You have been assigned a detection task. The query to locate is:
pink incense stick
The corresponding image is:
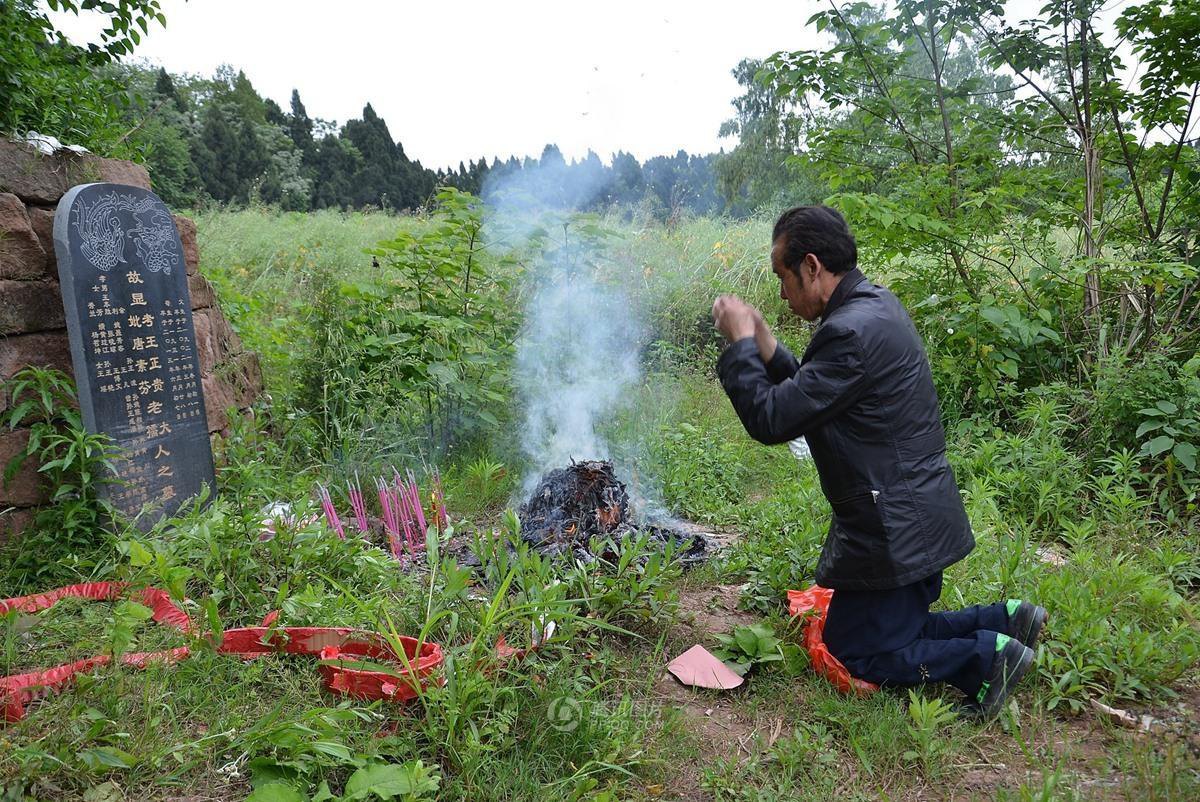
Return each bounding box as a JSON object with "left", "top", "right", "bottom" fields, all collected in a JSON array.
[
  {"left": 318, "top": 483, "right": 345, "bottom": 539},
  {"left": 406, "top": 469, "right": 428, "bottom": 536},
  {"left": 348, "top": 475, "right": 369, "bottom": 534},
  {"left": 376, "top": 477, "right": 401, "bottom": 559},
  {"left": 393, "top": 470, "right": 416, "bottom": 554}
]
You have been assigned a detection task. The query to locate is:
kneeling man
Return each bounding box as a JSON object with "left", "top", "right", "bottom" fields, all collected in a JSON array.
[{"left": 712, "top": 206, "right": 1045, "bottom": 717}]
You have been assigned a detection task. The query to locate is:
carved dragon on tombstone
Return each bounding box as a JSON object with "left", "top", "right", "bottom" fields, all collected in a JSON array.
[{"left": 72, "top": 190, "right": 179, "bottom": 274}]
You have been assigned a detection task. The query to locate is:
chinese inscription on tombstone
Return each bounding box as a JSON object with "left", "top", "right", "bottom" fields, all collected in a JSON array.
[{"left": 53, "top": 183, "right": 215, "bottom": 529}]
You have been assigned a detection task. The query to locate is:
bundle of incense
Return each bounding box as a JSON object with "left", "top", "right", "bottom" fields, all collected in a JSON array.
[
  {"left": 317, "top": 483, "right": 345, "bottom": 539},
  {"left": 347, "top": 475, "right": 369, "bottom": 534},
  {"left": 406, "top": 469, "right": 428, "bottom": 536},
  {"left": 392, "top": 470, "right": 417, "bottom": 554},
  {"left": 376, "top": 477, "right": 402, "bottom": 559}
]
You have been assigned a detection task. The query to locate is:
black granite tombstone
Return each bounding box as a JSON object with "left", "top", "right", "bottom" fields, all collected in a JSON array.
[{"left": 53, "top": 183, "right": 215, "bottom": 529}]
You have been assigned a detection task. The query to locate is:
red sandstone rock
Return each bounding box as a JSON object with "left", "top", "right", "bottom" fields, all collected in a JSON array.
[
  {"left": 25, "top": 205, "right": 57, "bottom": 277},
  {"left": 192, "top": 308, "right": 218, "bottom": 373},
  {"left": 0, "top": 429, "right": 50, "bottom": 506},
  {"left": 0, "top": 141, "right": 66, "bottom": 204},
  {"left": 202, "top": 373, "right": 236, "bottom": 433},
  {"left": 0, "top": 193, "right": 47, "bottom": 280},
  {"left": 0, "top": 280, "right": 65, "bottom": 335},
  {"left": 0, "top": 330, "right": 74, "bottom": 414},
  {"left": 174, "top": 214, "right": 199, "bottom": 275},
  {"left": 0, "top": 329, "right": 73, "bottom": 382},
  {"left": 188, "top": 272, "right": 215, "bottom": 310},
  {"left": 0, "top": 140, "right": 151, "bottom": 204}
]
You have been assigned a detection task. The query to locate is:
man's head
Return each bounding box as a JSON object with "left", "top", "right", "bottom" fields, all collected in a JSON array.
[{"left": 770, "top": 205, "right": 857, "bottom": 321}]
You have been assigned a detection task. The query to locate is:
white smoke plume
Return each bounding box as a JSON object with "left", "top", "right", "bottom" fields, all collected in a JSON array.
[
  {"left": 514, "top": 264, "right": 642, "bottom": 483},
  {"left": 481, "top": 158, "right": 645, "bottom": 493}
]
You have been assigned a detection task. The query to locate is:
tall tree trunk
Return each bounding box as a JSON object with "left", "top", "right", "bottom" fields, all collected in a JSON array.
[{"left": 1074, "top": 11, "right": 1104, "bottom": 354}]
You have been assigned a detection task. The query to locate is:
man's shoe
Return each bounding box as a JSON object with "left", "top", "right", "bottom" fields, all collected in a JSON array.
[
  {"left": 1006, "top": 599, "right": 1047, "bottom": 648},
  {"left": 974, "top": 634, "right": 1035, "bottom": 719}
]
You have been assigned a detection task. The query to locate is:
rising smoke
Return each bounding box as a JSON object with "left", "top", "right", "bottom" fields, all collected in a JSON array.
[{"left": 482, "top": 158, "right": 646, "bottom": 495}]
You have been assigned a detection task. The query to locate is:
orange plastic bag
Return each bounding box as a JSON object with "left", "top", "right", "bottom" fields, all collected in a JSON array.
[
  {"left": 787, "top": 585, "right": 879, "bottom": 696},
  {"left": 1, "top": 583, "right": 443, "bottom": 722}
]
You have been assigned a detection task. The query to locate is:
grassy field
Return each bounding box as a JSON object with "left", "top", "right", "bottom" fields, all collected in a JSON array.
[{"left": 1, "top": 207, "right": 1197, "bottom": 801}]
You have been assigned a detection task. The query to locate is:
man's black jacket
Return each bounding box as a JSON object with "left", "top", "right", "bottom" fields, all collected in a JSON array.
[{"left": 717, "top": 268, "right": 974, "bottom": 590}]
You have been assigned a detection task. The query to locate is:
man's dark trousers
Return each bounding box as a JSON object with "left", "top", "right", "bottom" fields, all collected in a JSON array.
[{"left": 822, "top": 572, "right": 1008, "bottom": 697}]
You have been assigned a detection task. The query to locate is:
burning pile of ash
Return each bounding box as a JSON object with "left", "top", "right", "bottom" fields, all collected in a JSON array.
[{"left": 518, "top": 460, "right": 711, "bottom": 565}]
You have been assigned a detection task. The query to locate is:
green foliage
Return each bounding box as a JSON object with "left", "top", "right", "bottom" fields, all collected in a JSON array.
[
  {"left": 712, "top": 622, "right": 785, "bottom": 676},
  {"left": 1127, "top": 357, "right": 1200, "bottom": 503},
  {"left": 566, "top": 531, "right": 682, "bottom": 631},
  {"left": 715, "top": 59, "right": 825, "bottom": 214},
  {"left": 342, "top": 761, "right": 440, "bottom": 801},
  {"left": 0, "top": 0, "right": 169, "bottom": 149},
  {"left": 903, "top": 690, "right": 958, "bottom": 777},
  {"left": 292, "top": 188, "right": 514, "bottom": 459},
  {"left": 364, "top": 188, "right": 513, "bottom": 445},
  {"left": 1, "top": 368, "right": 120, "bottom": 592},
  {"left": 452, "top": 457, "right": 510, "bottom": 514}
]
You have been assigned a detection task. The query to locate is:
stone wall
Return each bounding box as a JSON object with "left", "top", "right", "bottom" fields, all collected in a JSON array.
[{"left": 0, "top": 139, "right": 263, "bottom": 538}]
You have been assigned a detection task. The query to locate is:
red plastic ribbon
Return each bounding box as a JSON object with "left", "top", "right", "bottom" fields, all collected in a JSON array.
[
  {"left": 1, "top": 582, "right": 442, "bottom": 723},
  {"left": 787, "top": 585, "right": 879, "bottom": 696}
]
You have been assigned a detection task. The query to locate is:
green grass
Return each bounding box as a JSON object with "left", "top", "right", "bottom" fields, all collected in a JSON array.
[
  {"left": 192, "top": 207, "right": 420, "bottom": 396},
  {"left": 2, "top": 207, "right": 1198, "bottom": 800}
]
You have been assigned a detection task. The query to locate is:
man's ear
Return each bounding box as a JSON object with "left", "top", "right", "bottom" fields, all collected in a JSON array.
[{"left": 805, "top": 253, "right": 821, "bottom": 279}]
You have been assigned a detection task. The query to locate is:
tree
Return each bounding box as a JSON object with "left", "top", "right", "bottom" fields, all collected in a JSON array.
[
  {"left": 257, "top": 123, "right": 311, "bottom": 211},
  {"left": 762, "top": 1, "right": 1020, "bottom": 298},
  {"left": 287, "top": 89, "right": 315, "bottom": 153},
  {"left": 715, "top": 58, "right": 816, "bottom": 212},
  {"left": 193, "top": 103, "right": 240, "bottom": 201},
  {"left": 216, "top": 67, "right": 268, "bottom": 125},
  {"left": 0, "top": 0, "right": 171, "bottom": 151},
  {"left": 235, "top": 115, "right": 268, "bottom": 199},
  {"left": 264, "top": 98, "right": 286, "bottom": 127},
  {"left": 312, "top": 134, "right": 362, "bottom": 209},
  {"left": 154, "top": 67, "right": 186, "bottom": 113},
  {"left": 344, "top": 103, "right": 403, "bottom": 208},
  {"left": 963, "top": 0, "right": 1200, "bottom": 352},
  {"left": 609, "top": 151, "right": 645, "bottom": 206},
  {"left": 137, "top": 115, "right": 200, "bottom": 207}
]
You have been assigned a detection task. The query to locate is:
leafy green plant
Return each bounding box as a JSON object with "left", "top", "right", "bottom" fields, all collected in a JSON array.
[
  {"left": 341, "top": 761, "right": 441, "bottom": 801},
  {"left": 903, "top": 690, "right": 957, "bottom": 778},
  {"left": 1135, "top": 399, "right": 1199, "bottom": 487},
  {"left": 359, "top": 188, "right": 515, "bottom": 450},
  {"left": 1, "top": 367, "right": 121, "bottom": 590},
  {"left": 460, "top": 457, "right": 508, "bottom": 510},
  {"left": 712, "top": 622, "right": 784, "bottom": 676},
  {"left": 246, "top": 759, "right": 440, "bottom": 802},
  {"left": 0, "top": 0, "right": 170, "bottom": 150},
  {"left": 567, "top": 531, "right": 682, "bottom": 631},
  {"left": 4, "top": 367, "right": 120, "bottom": 510}
]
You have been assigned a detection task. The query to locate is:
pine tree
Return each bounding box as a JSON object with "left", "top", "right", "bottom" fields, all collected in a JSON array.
[
  {"left": 610, "top": 151, "right": 645, "bottom": 206},
  {"left": 224, "top": 68, "right": 267, "bottom": 124},
  {"left": 312, "top": 134, "right": 362, "bottom": 209},
  {"left": 264, "top": 98, "right": 286, "bottom": 127},
  {"left": 235, "top": 116, "right": 268, "bottom": 199},
  {"left": 287, "top": 89, "right": 314, "bottom": 153},
  {"left": 154, "top": 68, "right": 186, "bottom": 113},
  {"left": 193, "top": 104, "right": 240, "bottom": 201},
  {"left": 343, "top": 103, "right": 401, "bottom": 208}
]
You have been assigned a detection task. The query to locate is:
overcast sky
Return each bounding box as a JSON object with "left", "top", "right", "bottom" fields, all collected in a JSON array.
[{"left": 53, "top": 0, "right": 826, "bottom": 170}]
